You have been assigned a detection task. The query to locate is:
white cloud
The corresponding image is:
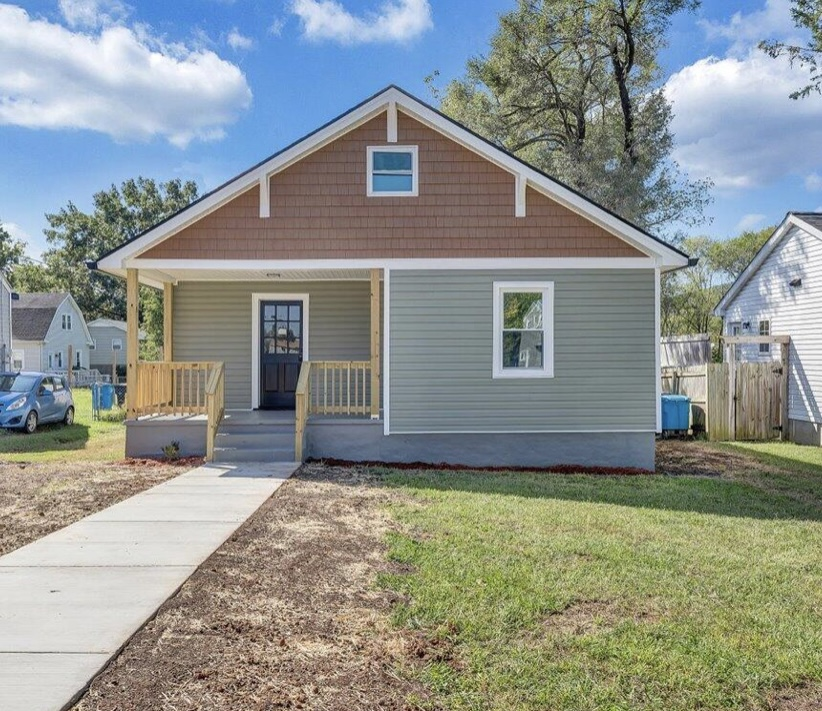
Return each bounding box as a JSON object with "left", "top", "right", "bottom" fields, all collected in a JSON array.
[
  {"left": 227, "top": 27, "right": 254, "bottom": 51},
  {"left": 734, "top": 213, "right": 767, "bottom": 232},
  {"left": 1, "top": 221, "right": 30, "bottom": 244},
  {"left": 290, "top": 0, "right": 432, "bottom": 45},
  {"left": 700, "top": 0, "right": 799, "bottom": 56},
  {"left": 58, "top": 0, "right": 129, "bottom": 28},
  {"left": 0, "top": 4, "right": 252, "bottom": 147},
  {"left": 665, "top": 0, "right": 822, "bottom": 192},
  {"left": 269, "top": 17, "right": 286, "bottom": 37},
  {"left": 805, "top": 173, "right": 822, "bottom": 191}
]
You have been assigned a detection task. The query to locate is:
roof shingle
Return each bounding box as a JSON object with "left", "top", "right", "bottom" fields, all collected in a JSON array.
[{"left": 12, "top": 293, "right": 69, "bottom": 341}]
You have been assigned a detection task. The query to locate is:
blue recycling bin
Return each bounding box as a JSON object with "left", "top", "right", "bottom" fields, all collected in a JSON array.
[
  {"left": 661, "top": 394, "right": 690, "bottom": 431},
  {"left": 93, "top": 383, "right": 115, "bottom": 411}
]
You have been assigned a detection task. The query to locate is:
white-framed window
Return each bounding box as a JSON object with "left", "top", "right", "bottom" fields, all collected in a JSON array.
[
  {"left": 492, "top": 282, "right": 554, "bottom": 379},
  {"left": 366, "top": 145, "right": 418, "bottom": 197},
  {"left": 75, "top": 349, "right": 82, "bottom": 368},
  {"left": 12, "top": 350, "right": 23, "bottom": 371},
  {"left": 62, "top": 314, "right": 72, "bottom": 330},
  {"left": 759, "top": 319, "right": 771, "bottom": 354},
  {"left": 49, "top": 351, "right": 63, "bottom": 369},
  {"left": 729, "top": 321, "right": 742, "bottom": 360},
  {"left": 111, "top": 338, "right": 123, "bottom": 351},
  {"left": 89, "top": 339, "right": 96, "bottom": 350}
]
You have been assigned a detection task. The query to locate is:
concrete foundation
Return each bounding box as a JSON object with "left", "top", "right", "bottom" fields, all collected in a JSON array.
[
  {"left": 125, "top": 417, "right": 207, "bottom": 458},
  {"left": 305, "top": 419, "right": 656, "bottom": 471},
  {"left": 788, "top": 418, "right": 822, "bottom": 446}
]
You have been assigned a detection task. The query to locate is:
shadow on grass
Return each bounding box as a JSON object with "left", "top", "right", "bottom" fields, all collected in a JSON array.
[
  {"left": 300, "top": 461, "right": 822, "bottom": 523},
  {"left": 0, "top": 422, "right": 91, "bottom": 454}
]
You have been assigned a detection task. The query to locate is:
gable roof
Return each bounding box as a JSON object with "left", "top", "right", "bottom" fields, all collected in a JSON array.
[
  {"left": 12, "top": 292, "right": 94, "bottom": 344},
  {"left": 715, "top": 212, "right": 822, "bottom": 316},
  {"left": 94, "top": 85, "right": 690, "bottom": 277},
  {"left": 87, "top": 318, "right": 127, "bottom": 332}
]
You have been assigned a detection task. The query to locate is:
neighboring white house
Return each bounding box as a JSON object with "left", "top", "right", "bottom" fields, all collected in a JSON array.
[
  {"left": 86, "top": 318, "right": 144, "bottom": 377},
  {"left": 0, "top": 276, "right": 12, "bottom": 370},
  {"left": 715, "top": 212, "right": 822, "bottom": 445},
  {"left": 11, "top": 293, "right": 94, "bottom": 372}
]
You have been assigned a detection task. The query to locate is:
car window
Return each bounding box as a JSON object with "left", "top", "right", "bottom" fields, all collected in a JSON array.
[
  {"left": 40, "top": 378, "right": 54, "bottom": 394},
  {"left": 53, "top": 378, "right": 64, "bottom": 392},
  {"left": 0, "top": 374, "right": 39, "bottom": 393}
]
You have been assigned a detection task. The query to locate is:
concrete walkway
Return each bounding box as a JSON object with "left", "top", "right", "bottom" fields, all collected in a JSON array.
[{"left": 0, "top": 461, "right": 297, "bottom": 711}]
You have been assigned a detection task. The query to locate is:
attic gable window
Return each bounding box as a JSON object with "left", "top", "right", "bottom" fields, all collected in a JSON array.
[{"left": 367, "top": 146, "right": 418, "bottom": 197}]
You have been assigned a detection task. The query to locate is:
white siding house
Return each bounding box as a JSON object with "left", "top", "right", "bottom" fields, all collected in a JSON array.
[
  {"left": 0, "top": 276, "right": 12, "bottom": 370},
  {"left": 11, "top": 293, "right": 94, "bottom": 372},
  {"left": 87, "top": 318, "right": 142, "bottom": 378},
  {"left": 715, "top": 212, "right": 822, "bottom": 445}
]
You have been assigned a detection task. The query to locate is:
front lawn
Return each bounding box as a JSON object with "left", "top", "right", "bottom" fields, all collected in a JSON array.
[
  {"left": 383, "top": 443, "right": 822, "bottom": 710},
  {"left": 0, "top": 388, "right": 125, "bottom": 462}
]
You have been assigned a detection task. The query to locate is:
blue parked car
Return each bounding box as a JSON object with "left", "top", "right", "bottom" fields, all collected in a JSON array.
[{"left": 0, "top": 372, "right": 75, "bottom": 434}]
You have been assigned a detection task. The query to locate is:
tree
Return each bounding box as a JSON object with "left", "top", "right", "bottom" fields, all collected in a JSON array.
[
  {"left": 11, "top": 178, "right": 199, "bottom": 355},
  {"left": 437, "top": 0, "right": 711, "bottom": 235},
  {"left": 0, "top": 220, "right": 27, "bottom": 273},
  {"left": 708, "top": 225, "right": 773, "bottom": 282},
  {"left": 760, "top": 0, "right": 822, "bottom": 99}
]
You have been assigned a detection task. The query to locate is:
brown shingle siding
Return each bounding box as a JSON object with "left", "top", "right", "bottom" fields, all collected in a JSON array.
[{"left": 142, "top": 112, "right": 643, "bottom": 260}]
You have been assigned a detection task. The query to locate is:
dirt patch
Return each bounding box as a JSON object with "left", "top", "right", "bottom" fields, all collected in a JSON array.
[
  {"left": 655, "top": 439, "right": 755, "bottom": 477},
  {"left": 0, "top": 460, "right": 185, "bottom": 555},
  {"left": 542, "top": 600, "right": 661, "bottom": 636},
  {"left": 766, "top": 683, "right": 822, "bottom": 710},
  {"left": 72, "top": 465, "right": 434, "bottom": 711}
]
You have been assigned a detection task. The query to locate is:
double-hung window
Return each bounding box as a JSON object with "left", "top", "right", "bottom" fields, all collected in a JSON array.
[
  {"left": 759, "top": 319, "right": 771, "bottom": 354},
  {"left": 62, "top": 314, "right": 72, "bottom": 330},
  {"left": 366, "top": 146, "right": 418, "bottom": 196},
  {"left": 492, "top": 282, "right": 554, "bottom": 378}
]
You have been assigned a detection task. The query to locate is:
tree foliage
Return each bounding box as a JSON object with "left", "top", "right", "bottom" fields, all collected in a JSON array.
[
  {"left": 0, "top": 220, "right": 27, "bottom": 273},
  {"left": 436, "top": 0, "right": 711, "bottom": 235},
  {"left": 661, "top": 226, "right": 773, "bottom": 341},
  {"left": 10, "top": 178, "right": 199, "bottom": 355},
  {"left": 760, "top": 0, "right": 822, "bottom": 99}
]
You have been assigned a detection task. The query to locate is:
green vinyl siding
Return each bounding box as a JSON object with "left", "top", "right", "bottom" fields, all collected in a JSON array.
[
  {"left": 388, "top": 269, "right": 656, "bottom": 432},
  {"left": 173, "top": 281, "right": 376, "bottom": 409}
]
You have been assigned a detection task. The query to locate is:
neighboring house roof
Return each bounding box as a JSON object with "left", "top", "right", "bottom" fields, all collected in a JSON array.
[
  {"left": 94, "top": 85, "right": 690, "bottom": 279},
  {"left": 11, "top": 293, "right": 95, "bottom": 344},
  {"left": 715, "top": 212, "right": 822, "bottom": 316},
  {"left": 87, "top": 318, "right": 146, "bottom": 340}
]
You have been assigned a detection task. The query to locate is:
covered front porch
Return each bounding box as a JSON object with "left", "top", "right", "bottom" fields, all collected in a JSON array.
[{"left": 123, "top": 267, "right": 384, "bottom": 461}]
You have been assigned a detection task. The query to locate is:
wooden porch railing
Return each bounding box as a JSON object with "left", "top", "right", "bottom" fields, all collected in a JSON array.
[
  {"left": 295, "top": 360, "right": 372, "bottom": 461},
  {"left": 134, "top": 361, "right": 222, "bottom": 417},
  {"left": 205, "top": 362, "right": 225, "bottom": 461}
]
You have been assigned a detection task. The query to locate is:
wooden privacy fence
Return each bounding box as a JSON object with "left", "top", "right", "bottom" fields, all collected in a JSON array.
[{"left": 661, "top": 336, "right": 789, "bottom": 441}]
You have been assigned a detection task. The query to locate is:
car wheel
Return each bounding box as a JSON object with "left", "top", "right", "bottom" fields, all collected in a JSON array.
[
  {"left": 63, "top": 406, "right": 75, "bottom": 426},
  {"left": 24, "top": 410, "right": 38, "bottom": 434}
]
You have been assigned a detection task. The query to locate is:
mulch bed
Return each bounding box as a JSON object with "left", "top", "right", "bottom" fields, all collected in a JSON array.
[
  {"left": 72, "top": 463, "right": 434, "bottom": 711},
  {"left": 0, "top": 459, "right": 189, "bottom": 556}
]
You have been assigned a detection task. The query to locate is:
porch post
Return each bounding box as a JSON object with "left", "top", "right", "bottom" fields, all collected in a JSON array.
[
  {"left": 370, "top": 268, "right": 381, "bottom": 419},
  {"left": 163, "top": 282, "right": 173, "bottom": 361},
  {"left": 126, "top": 268, "right": 139, "bottom": 418}
]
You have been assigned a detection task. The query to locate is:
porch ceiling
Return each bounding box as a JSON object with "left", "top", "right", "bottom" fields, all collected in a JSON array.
[{"left": 128, "top": 267, "right": 373, "bottom": 286}]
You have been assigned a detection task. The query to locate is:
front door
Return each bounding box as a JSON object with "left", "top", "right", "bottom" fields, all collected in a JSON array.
[{"left": 259, "top": 301, "right": 303, "bottom": 409}]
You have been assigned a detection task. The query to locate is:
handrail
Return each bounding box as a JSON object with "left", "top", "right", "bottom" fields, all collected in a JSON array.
[
  {"left": 134, "top": 361, "right": 220, "bottom": 417},
  {"left": 205, "top": 362, "right": 225, "bottom": 462},
  {"left": 294, "top": 361, "right": 312, "bottom": 462},
  {"left": 310, "top": 360, "right": 370, "bottom": 416}
]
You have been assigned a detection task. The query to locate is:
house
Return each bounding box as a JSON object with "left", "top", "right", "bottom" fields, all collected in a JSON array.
[
  {"left": 715, "top": 212, "right": 822, "bottom": 446},
  {"left": 91, "top": 86, "right": 691, "bottom": 469},
  {"left": 87, "top": 318, "right": 141, "bottom": 379},
  {"left": 0, "top": 276, "right": 12, "bottom": 370},
  {"left": 11, "top": 293, "right": 94, "bottom": 373}
]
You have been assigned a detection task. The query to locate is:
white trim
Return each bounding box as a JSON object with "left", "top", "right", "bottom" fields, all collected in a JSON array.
[
  {"left": 654, "top": 267, "right": 661, "bottom": 433},
  {"left": 366, "top": 145, "right": 419, "bottom": 197},
  {"left": 387, "top": 429, "right": 657, "bottom": 435},
  {"left": 492, "top": 281, "right": 555, "bottom": 379},
  {"left": 716, "top": 213, "right": 822, "bottom": 315},
  {"left": 386, "top": 101, "right": 398, "bottom": 143},
  {"left": 96, "top": 87, "right": 688, "bottom": 270},
  {"left": 127, "top": 257, "right": 658, "bottom": 271},
  {"left": 111, "top": 338, "right": 123, "bottom": 351},
  {"left": 383, "top": 268, "right": 390, "bottom": 436},
  {"left": 250, "top": 293, "right": 310, "bottom": 410},
  {"left": 515, "top": 174, "right": 526, "bottom": 218},
  {"left": 259, "top": 176, "right": 270, "bottom": 219}
]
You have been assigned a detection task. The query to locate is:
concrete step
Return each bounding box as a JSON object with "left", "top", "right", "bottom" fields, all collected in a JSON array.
[
  {"left": 212, "top": 446, "right": 296, "bottom": 464},
  {"left": 217, "top": 423, "right": 295, "bottom": 436},
  {"left": 215, "top": 431, "right": 294, "bottom": 449}
]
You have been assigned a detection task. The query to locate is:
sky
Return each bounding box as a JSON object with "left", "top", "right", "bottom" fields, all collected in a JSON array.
[{"left": 1, "top": 0, "right": 821, "bottom": 259}]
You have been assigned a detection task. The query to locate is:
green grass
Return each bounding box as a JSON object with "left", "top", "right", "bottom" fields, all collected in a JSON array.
[
  {"left": 0, "top": 389, "right": 125, "bottom": 462},
  {"left": 380, "top": 447, "right": 822, "bottom": 710}
]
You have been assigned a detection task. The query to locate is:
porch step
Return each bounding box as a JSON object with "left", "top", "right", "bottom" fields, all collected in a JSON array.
[
  {"left": 213, "top": 446, "right": 296, "bottom": 463},
  {"left": 215, "top": 431, "right": 294, "bottom": 449}
]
